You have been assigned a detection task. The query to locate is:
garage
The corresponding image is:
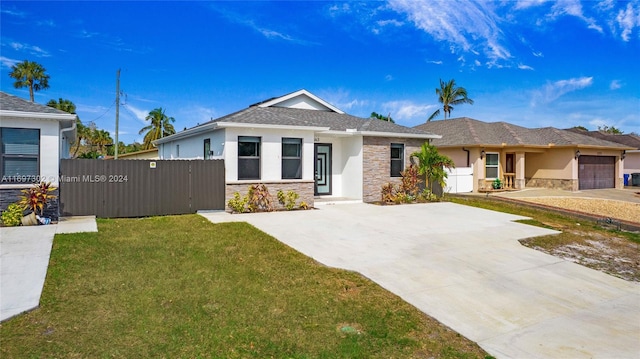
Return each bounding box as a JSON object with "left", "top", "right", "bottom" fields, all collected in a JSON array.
[{"left": 578, "top": 156, "right": 615, "bottom": 189}]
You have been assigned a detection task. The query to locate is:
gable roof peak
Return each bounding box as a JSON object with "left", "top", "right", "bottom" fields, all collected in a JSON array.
[{"left": 255, "top": 89, "right": 345, "bottom": 114}]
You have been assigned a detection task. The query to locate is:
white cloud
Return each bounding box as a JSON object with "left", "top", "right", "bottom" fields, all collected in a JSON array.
[
  {"left": 0, "top": 56, "right": 19, "bottom": 68},
  {"left": 532, "top": 51, "right": 544, "bottom": 57},
  {"left": 518, "top": 63, "right": 534, "bottom": 70},
  {"left": 377, "top": 19, "right": 404, "bottom": 27},
  {"left": 426, "top": 59, "right": 443, "bottom": 65},
  {"left": 387, "top": 0, "right": 511, "bottom": 64},
  {"left": 122, "top": 103, "right": 149, "bottom": 124},
  {"left": 609, "top": 80, "right": 622, "bottom": 90},
  {"left": 381, "top": 100, "right": 435, "bottom": 123},
  {"left": 385, "top": 74, "right": 394, "bottom": 81},
  {"left": 616, "top": 2, "right": 640, "bottom": 41},
  {"left": 532, "top": 76, "right": 594, "bottom": 105},
  {"left": 8, "top": 41, "right": 51, "bottom": 57}
]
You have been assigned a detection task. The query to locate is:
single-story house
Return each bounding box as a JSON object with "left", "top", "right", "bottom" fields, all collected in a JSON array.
[
  {"left": 566, "top": 128, "right": 640, "bottom": 182},
  {"left": 414, "top": 117, "right": 632, "bottom": 192},
  {"left": 154, "top": 89, "right": 439, "bottom": 207},
  {"left": 0, "top": 91, "right": 77, "bottom": 219}
]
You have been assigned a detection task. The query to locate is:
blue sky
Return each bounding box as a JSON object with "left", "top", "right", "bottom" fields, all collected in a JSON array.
[{"left": 1, "top": 1, "right": 639, "bottom": 144}]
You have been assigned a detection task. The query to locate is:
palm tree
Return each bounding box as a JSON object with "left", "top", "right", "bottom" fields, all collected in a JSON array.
[
  {"left": 427, "top": 79, "right": 474, "bottom": 121},
  {"left": 139, "top": 108, "right": 176, "bottom": 150},
  {"left": 71, "top": 120, "right": 89, "bottom": 158},
  {"left": 9, "top": 60, "right": 50, "bottom": 102},
  {"left": 92, "top": 129, "right": 113, "bottom": 154},
  {"left": 46, "top": 98, "right": 76, "bottom": 114},
  {"left": 412, "top": 142, "right": 455, "bottom": 196}
]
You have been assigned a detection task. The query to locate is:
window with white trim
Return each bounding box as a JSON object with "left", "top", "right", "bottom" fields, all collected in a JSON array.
[
  {"left": 1, "top": 128, "right": 40, "bottom": 183},
  {"left": 390, "top": 143, "right": 404, "bottom": 177},
  {"left": 485, "top": 153, "right": 499, "bottom": 179},
  {"left": 238, "top": 136, "right": 261, "bottom": 180},
  {"left": 282, "top": 138, "right": 302, "bottom": 179}
]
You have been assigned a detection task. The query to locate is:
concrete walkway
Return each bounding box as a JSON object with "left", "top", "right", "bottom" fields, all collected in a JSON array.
[
  {"left": 200, "top": 203, "right": 640, "bottom": 359},
  {"left": 492, "top": 187, "right": 640, "bottom": 203},
  {"left": 0, "top": 216, "right": 97, "bottom": 322}
]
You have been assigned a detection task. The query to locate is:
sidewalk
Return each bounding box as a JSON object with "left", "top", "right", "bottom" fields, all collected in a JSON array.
[{"left": 0, "top": 216, "right": 97, "bottom": 322}]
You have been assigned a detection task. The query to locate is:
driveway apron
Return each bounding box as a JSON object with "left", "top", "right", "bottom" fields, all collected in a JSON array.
[{"left": 201, "top": 202, "right": 640, "bottom": 359}]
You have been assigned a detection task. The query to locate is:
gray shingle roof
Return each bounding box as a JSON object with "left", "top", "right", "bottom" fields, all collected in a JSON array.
[
  {"left": 202, "top": 105, "right": 435, "bottom": 136},
  {"left": 0, "top": 91, "right": 70, "bottom": 115},
  {"left": 565, "top": 128, "right": 640, "bottom": 149},
  {"left": 414, "top": 117, "right": 629, "bottom": 148}
]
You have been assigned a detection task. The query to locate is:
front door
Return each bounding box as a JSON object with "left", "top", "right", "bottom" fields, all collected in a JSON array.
[{"left": 314, "top": 144, "right": 332, "bottom": 195}]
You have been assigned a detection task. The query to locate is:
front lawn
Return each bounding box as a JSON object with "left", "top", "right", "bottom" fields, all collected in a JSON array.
[{"left": 1, "top": 215, "right": 488, "bottom": 358}]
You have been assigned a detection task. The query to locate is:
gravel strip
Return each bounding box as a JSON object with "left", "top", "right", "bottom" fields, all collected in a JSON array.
[{"left": 514, "top": 197, "right": 640, "bottom": 223}]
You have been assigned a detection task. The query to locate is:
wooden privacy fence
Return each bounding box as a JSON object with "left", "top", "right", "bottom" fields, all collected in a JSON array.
[{"left": 59, "top": 159, "right": 225, "bottom": 218}]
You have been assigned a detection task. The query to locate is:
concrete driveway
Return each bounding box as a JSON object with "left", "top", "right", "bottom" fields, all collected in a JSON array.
[{"left": 200, "top": 202, "right": 640, "bottom": 359}]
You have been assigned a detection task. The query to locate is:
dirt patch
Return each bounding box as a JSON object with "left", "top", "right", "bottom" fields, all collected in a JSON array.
[
  {"left": 513, "top": 197, "right": 640, "bottom": 223},
  {"left": 521, "top": 229, "right": 640, "bottom": 282}
]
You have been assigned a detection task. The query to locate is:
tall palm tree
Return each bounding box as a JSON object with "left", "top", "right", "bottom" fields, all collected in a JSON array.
[
  {"left": 412, "top": 142, "right": 455, "bottom": 195},
  {"left": 427, "top": 79, "right": 474, "bottom": 121},
  {"left": 9, "top": 60, "right": 50, "bottom": 102},
  {"left": 139, "top": 108, "right": 176, "bottom": 150}
]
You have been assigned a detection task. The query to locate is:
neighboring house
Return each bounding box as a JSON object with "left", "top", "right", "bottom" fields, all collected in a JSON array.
[
  {"left": 0, "top": 92, "right": 77, "bottom": 219},
  {"left": 154, "top": 89, "right": 439, "bottom": 206},
  {"left": 105, "top": 148, "right": 159, "bottom": 160},
  {"left": 414, "top": 117, "right": 632, "bottom": 192},
  {"left": 566, "top": 128, "right": 640, "bottom": 181}
]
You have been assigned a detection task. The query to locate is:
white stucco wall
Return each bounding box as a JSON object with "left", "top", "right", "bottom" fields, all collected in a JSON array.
[
  {"left": 158, "top": 130, "right": 225, "bottom": 160},
  {"left": 339, "top": 136, "right": 363, "bottom": 199},
  {"left": 224, "top": 127, "right": 315, "bottom": 183},
  {"left": 1, "top": 117, "right": 61, "bottom": 186}
]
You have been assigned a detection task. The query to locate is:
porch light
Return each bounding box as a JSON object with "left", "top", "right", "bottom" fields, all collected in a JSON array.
[
  {"left": 480, "top": 149, "right": 485, "bottom": 159},
  {"left": 622, "top": 150, "right": 626, "bottom": 160},
  {"left": 575, "top": 150, "right": 581, "bottom": 159}
]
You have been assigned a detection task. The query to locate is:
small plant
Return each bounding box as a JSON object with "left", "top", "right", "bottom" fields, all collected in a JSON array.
[
  {"left": 1, "top": 203, "right": 24, "bottom": 227},
  {"left": 227, "top": 192, "right": 248, "bottom": 213},
  {"left": 299, "top": 201, "right": 309, "bottom": 210},
  {"left": 381, "top": 183, "right": 396, "bottom": 204},
  {"left": 492, "top": 178, "right": 503, "bottom": 190},
  {"left": 18, "top": 181, "right": 57, "bottom": 216},
  {"left": 247, "top": 184, "right": 274, "bottom": 212},
  {"left": 418, "top": 189, "right": 437, "bottom": 202},
  {"left": 277, "top": 189, "right": 299, "bottom": 211},
  {"left": 400, "top": 164, "right": 421, "bottom": 197}
]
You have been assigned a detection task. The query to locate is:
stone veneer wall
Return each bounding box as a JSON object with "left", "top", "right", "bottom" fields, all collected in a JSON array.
[
  {"left": 362, "top": 137, "right": 425, "bottom": 203},
  {"left": 225, "top": 180, "right": 315, "bottom": 211},
  {"left": 0, "top": 187, "right": 60, "bottom": 221},
  {"left": 525, "top": 178, "right": 578, "bottom": 191}
]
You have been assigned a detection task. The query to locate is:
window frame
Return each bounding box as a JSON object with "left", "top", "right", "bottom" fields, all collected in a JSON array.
[
  {"left": 390, "top": 143, "right": 404, "bottom": 177},
  {"left": 1, "top": 127, "right": 40, "bottom": 184},
  {"left": 237, "top": 136, "right": 261, "bottom": 180},
  {"left": 281, "top": 137, "right": 302, "bottom": 180},
  {"left": 485, "top": 152, "right": 499, "bottom": 179},
  {"left": 204, "top": 138, "right": 211, "bottom": 159}
]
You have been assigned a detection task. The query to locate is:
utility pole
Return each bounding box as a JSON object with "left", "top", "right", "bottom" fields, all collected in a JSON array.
[{"left": 115, "top": 69, "right": 120, "bottom": 159}]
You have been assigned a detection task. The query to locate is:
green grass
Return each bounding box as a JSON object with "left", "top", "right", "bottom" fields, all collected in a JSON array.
[{"left": 1, "top": 215, "right": 487, "bottom": 358}]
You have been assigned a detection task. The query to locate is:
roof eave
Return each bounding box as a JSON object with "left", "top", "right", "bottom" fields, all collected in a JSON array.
[
  {"left": 0, "top": 109, "right": 77, "bottom": 122},
  {"left": 217, "top": 122, "right": 330, "bottom": 132}
]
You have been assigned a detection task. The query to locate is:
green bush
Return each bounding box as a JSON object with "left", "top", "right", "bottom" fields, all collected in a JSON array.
[
  {"left": 277, "top": 189, "right": 299, "bottom": 210},
  {"left": 227, "top": 192, "right": 248, "bottom": 213},
  {"left": 2, "top": 203, "right": 24, "bottom": 226}
]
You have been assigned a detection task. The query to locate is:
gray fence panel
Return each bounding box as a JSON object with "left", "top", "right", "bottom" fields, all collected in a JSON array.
[{"left": 60, "top": 159, "right": 224, "bottom": 218}]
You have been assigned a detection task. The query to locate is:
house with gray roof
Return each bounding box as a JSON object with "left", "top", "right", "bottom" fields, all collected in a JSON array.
[
  {"left": 414, "top": 117, "right": 632, "bottom": 192},
  {"left": 154, "top": 89, "right": 439, "bottom": 207},
  {"left": 0, "top": 91, "right": 77, "bottom": 219}
]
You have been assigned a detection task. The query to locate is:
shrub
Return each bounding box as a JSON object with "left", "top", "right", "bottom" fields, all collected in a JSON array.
[
  {"left": 299, "top": 201, "right": 309, "bottom": 210},
  {"left": 381, "top": 183, "right": 396, "bottom": 204},
  {"left": 400, "top": 164, "right": 421, "bottom": 197},
  {"left": 227, "top": 192, "right": 248, "bottom": 213},
  {"left": 1, "top": 203, "right": 24, "bottom": 227},
  {"left": 492, "top": 178, "right": 503, "bottom": 190},
  {"left": 418, "top": 189, "right": 438, "bottom": 202},
  {"left": 277, "top": 190, "right": 299, "bottom": 211},
  {"left": 18, "top": 181, "right": 57, "bottom": 216},
  {"left": 247, "top": 184, "right": 274, "bottom": 212}
]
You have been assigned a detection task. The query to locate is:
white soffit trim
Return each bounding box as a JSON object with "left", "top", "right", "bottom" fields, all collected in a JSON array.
[
  {"left": 153, "top": 122, "right": 220, "bottom": 145},
  {"left": 0, "top": 110, "right": 76, "bottom": 121},
  {"left": 359, "top": 131, "right": 442, "bottom": 139},
  {"left": 217, "top": 122, "right": 330, "bottom": 132},
  {"left": 257, "top": 89, "right": 345, "bottom": 114}
]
